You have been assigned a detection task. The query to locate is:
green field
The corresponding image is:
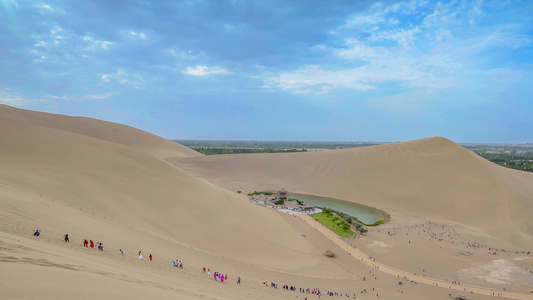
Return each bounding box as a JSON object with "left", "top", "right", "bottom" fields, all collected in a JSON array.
[{"left": 311, "top": 212, "right": 355, "bottom": 238}]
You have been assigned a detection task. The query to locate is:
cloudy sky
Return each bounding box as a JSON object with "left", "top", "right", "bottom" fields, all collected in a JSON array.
[{"left": 1, "top": 0, "right": 532, "bottom": 143}]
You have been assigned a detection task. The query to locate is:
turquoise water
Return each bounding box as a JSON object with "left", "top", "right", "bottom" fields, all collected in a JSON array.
[{"left": 288, "top": 193, "right": 385, "bottom": 224}]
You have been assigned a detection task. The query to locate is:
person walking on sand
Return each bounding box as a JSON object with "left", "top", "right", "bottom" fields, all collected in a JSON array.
[
  {"left": 138, "top": 251, "right": 142, "bottom": 259},
  {"left": 83, "top": 239, "right": 88, "bottom": 247},
  {"left": 64, "top": 233, "right": 69, "bottom": 242},
  {"left": 119, "top": 249, "right": 125, "bottom": 255},
  {"left": 149, "top": 254, "right": 152, "bottom": 261},
  {"left": 90, "top": 240, "right": 94, "bottom": 248},
  {"left": 33, "top": 230, "right": 40, "bottom": 237},
  {"left": 237, "top": 277, "right": 241, "bottom": 284}
]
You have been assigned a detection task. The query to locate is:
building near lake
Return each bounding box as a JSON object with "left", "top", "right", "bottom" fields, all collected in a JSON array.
[{"left": 279, "top": 188, "right": 287, "bottom": 201}]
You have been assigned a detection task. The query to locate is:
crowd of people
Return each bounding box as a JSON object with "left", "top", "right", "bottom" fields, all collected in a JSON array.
[
  {"left": 173, "top": 259, "right": 183, "bottom": 268},
  {"left": 29, "top": 227, "right": 532, "bottom": 299},
  {"left": 34, "top": 228, "right": 377, "bottom": 298},
  {"left": 259, "top": 279, "right": 375, "bottom": 299}
]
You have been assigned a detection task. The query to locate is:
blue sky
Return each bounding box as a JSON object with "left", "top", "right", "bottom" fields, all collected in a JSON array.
[{"left": 1, "top": 0, "right": 532, "bottom": 143}]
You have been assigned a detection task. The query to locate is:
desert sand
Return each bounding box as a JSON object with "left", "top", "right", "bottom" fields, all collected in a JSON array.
[{"left": 1, "top": 104, "right": 532, "bottom": 299}]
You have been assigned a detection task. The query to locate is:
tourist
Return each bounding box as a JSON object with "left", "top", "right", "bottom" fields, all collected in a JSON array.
[
  {"left": 33, "top": 230, "right": 40, "bottom": 237},
  {"left": 83, "top": 239, "right": 88, "bottom": 247},
  {"left": 149, "top": 254, "right": 153, "bottom": 261},
  {"left": 64, "top": 233, "right": 69, "bottom": 242}
]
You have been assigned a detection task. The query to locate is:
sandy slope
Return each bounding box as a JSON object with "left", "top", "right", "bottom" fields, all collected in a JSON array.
[
  {"left": 0, "top": 104, "right": 199, "bottom": 159},
  {"left": 0, "top": 116, "right": 325, "bottom": 271},
  {"left": 177, "top": 137, "right": 533, "bottom": 250},
  {"left": 0, "top": 182, "right": 500, "bottom": 300}
]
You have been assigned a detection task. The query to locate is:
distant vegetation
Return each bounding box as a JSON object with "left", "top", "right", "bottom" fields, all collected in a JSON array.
[
  {"left": 463, "top": 144, "right": 533, "bottom": 173},
  {"left": 174, "top": 140, "right": 381, "bottom": 155},
  {"left": 189, "top": 147, "right": 306, "bottom": 155},
  {"left": 474, "top": 152, "right": 533, "bottom": 172},
  {"left": 175, "top": 140, "right": 533, "bottom": 173}
]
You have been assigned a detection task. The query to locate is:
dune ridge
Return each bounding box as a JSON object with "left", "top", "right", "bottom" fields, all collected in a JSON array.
[{"left": 0, "top": 104, "right": 199, "bottom": 159}]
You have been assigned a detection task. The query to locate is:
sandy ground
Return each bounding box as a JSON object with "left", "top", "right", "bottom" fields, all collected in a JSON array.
[
  {"left": 2, "top": 181, "right": 497, "bottom": 300},
  {"left": 1, "top": 104, "right": 532, "bottom": 299}
]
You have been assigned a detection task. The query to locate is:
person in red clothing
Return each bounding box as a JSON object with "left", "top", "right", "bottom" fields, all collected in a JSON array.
[
  {"left": 149, "top": 254, "right": 153, "bottom": 261},
  {"left": 89, "top": 240, "right": 94, "bottom": 248},
  {"left": 83, "top": 239, "right": 89, "bottom": 247}
]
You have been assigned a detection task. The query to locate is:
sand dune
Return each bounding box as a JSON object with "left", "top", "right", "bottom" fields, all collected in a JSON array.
[
  {"left": 1, "top": 105, "right": 531, "bottom": 299},
  {"left": 0, "top": 104, "right": 199, "bottom": 159},
  {"left": 178, "top": 137, "right": 533, "bottom": 250},
  {"left": 0, "top": 115, "right": 321, "bottom": 270}
]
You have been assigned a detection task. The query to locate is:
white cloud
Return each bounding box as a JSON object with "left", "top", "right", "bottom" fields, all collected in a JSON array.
[
  {"left": 0, "top": 90, "right": 26, "bottom": 106},
  {"left": 130, "top": 31, "right": 147, "bottom": 39},
  {"left": 164, "top": 48, "right": 196, "bottom": 60},
  {"left": 82, "top": 35, "right": 113, "bottom": 51},
  {"left": 81, "top": 35, "right": 113, "bottom": 51},
  {"left": 87, "top": 92, "right": 119, "bottom": 99},
  {"left": 101, "top": 74, "right": 112, "bottom": 83},
  {"left": 263, "top": 0, "right": 530, "bottom": 99},
  {"left": 372, "top": 26, "right": 422, "bottom": 48},
  {"left": 47, "top": 95, "right": 72, "bottom": 100},
  {"left": 263, "top": 43, "right": 459, "bottom": 95},
  {"left": 100, "top": 69, "right": 145, "bottom": 89},
  {"left": 50, "top": 26, "right": 63, "bottom": 34},
  {"left": 182, "top": 65, "right": 230, "bottom": 76},
  {"left": 99, "top": 41, "right": 112, "bottom": 49},
  {"left": 343, "top": 13, "right": 385, "bottom": 26},
  {"left": 262, "top": 65, "right": 375, "bottom": 94},
  {"left": 41, "top": 4, "right": 53, "bottom": 11}
]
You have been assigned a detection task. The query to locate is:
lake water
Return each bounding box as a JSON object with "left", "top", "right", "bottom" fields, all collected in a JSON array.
[{"left": 288, "top": 193, "right": 386, "bottom": 224}]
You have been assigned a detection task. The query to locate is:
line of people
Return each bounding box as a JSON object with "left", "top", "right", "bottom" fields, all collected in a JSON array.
[{"left": 34, "top": 228, "right": 373, "bottom": 299}]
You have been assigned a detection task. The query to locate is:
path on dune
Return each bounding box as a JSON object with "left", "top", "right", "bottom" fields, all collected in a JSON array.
[{"left": 298, "top": 213, "right": 533, "bottom": 300}]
